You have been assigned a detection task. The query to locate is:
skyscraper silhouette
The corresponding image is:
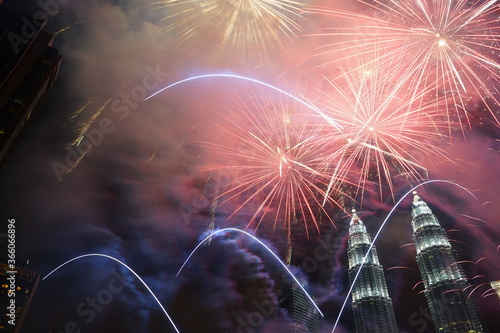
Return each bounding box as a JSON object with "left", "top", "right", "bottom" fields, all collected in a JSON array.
[
  {"left": 0, "top": 6, "right": 62, "bottom": 166},
  {"left": 411, "top": 192, "right": 485, "bottom": 332},
  {"left": 347, "top": 210, "right": 398, "bottom": 333}
]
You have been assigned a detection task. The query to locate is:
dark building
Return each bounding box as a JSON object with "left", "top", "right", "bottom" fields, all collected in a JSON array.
[
  {"left": 0, "top": 5, "right": 61, "bottom": 166},
  {"left": 411, "top": 192, "right": 485, "bottom": 332},
  {"left": 279, "top": 280, "right": 320, "bottom": 333},
  {"left": 347, "top": 210, "right": 398, "bottom": 333},
  {"left": 0, "top": 263, "right": 40, "bottom": 333}
]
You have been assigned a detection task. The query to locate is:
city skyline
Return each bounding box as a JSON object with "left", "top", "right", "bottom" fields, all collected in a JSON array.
[{"left": 0, "top": 0, "right": 498, "bottom": 332}]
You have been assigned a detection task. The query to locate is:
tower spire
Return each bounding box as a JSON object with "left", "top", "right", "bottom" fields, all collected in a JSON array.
[
  {"left": 412, "top": 190, "right": 420, "bottom": 203},
  {"left": 411, "top": 194, "right": 485, "bottom": 332},
  {"left": 346, "top": 209, "right": 398, "bottom": 333}
]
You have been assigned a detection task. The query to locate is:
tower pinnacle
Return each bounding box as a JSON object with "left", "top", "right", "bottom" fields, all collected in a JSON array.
[{"left": 350, "top": 209, "right": 362, "bottom": 226}]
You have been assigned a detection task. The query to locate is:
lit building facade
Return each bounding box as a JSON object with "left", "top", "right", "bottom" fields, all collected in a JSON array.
[
  {"left": 0, "top": 263, "right": 40, "bottom": 333},
  {"left": 411, "top": 192, "right": 485, "bottom": 332},
  {"left": 0, "top": 5, "right": 62, "bottom": 166},
  {"left": 347, "top": 210, "right": 398, "bottom": 333}
]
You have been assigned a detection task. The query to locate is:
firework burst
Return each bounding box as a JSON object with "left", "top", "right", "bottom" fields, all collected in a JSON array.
[
  {"left": 315, "top": 56, "right": 450, "bottom": 203},
  {"left": 308, "top": 0, "right": 500, "bottom": 129},
  {"left": 200, "top": 85, "right": 350, "bottom": 238},
  {"left": 153, "top": 0, "right": 306, "bottom": 61}
]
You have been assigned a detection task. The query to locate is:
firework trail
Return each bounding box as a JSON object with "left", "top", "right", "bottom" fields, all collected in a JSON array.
[
  {"left": 43, "top": 253, "right": 180, "bottom": 333},
  {"left": 175, "top": 227, "right": 324, "bottom": 317},
  {"left": 53, "top": 19, "right": 87, "bottom": 36},
  {"left": 204, "top": 170, "right": 221, "bottom": 244},
  {"left": 68, "top": 98, "right": 112, "bottom": 147},
  {"left": 146, "top": 73, "right": 342, "bottom": 130},
  {"left": 153, "top": 0, "right": 306, "bottom": 61},
  {"left": 308, "top": 0, "right": 500, "bottom": 129},
  {"left": 484, "top": 281, "right": 500, "bottom": 300},
  {"left": 55, "top": 97, "right": 113, "bottom": 179}
]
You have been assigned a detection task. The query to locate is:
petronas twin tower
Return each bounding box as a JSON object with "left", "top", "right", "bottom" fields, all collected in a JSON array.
[
  {"left": 347, "top": 209, "right": 399, "bottom": 332},
  {"left": 347, "top": 192, "right": 485, "bottom": 333}
]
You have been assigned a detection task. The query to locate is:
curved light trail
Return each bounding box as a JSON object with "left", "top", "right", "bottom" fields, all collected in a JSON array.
[
  {"left": 145, "top": 73, "right": 342, "bottom": 131},
  {"left": 43, "top": 253, "right": 180, "bottom": 333},
  {"left": 175, "top": 227, "right": 324, "bottom": 317}
]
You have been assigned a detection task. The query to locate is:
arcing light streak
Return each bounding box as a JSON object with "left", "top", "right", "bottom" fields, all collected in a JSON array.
[
  {"left": 332, "top": 180, "right": 476, "bottom": 332},
  {"left": 43, "top": 254, "right": 180, "bottom": 333},
  {"left": 175, "top": 227, "right": 324, "bottom": 317},
  {"left": 145, "top": 73, "right": 342, "bottom": 130}
]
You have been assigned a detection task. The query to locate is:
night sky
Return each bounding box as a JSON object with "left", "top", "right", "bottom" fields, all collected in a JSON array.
[{"left": 0, "top": 0, "right": 499, "bottom": 332}]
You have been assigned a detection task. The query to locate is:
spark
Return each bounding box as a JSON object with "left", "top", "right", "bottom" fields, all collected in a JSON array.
[
  {"left": 175, "top": 227, "right": 324, "bottom": 317},
  {"left": 205, "top": 171, "right": 221, "bottom": 244},
  {"left": 467, "top": 282, "right": 492, "bottom": 299},
  {"left": 53, "top": 19, "right": 87, "bottom": 36},
  {"left": 43, "top": 253, "right": 180, "bottom": 333},
  {"left": 413, "top": 280, "right": 425, "bottom": 291},
  {"left": 143, "top": 142, "right": 160, "bottom": 165},
  {"left": 70, "top": 98, "right": 112, "bottom": 147},
  {"left": 66, "top": 98, "right": 95, "bottom": 123},
  {"left": 459, "top": 213, "right": 495, "bottom": 229},
  {"left": 481, "top": 290, "right": 497, "bottom": 299},
  {"left": 386, "top": 265, "right": 416, "bottom": 271},
  {"left": 75, "top": 136, "right": 84, "bottom": 147}
]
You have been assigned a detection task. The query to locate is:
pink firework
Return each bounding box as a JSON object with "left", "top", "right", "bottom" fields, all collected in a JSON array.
[
  {"left": 314, "top": 55, "right": 450, "bottom": 203},
  {"left": 201, "top": 85, "right": 351, "bottom": 237},
  {"left": 308, "top": 0, "right": 500, "bottom": 129}
]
